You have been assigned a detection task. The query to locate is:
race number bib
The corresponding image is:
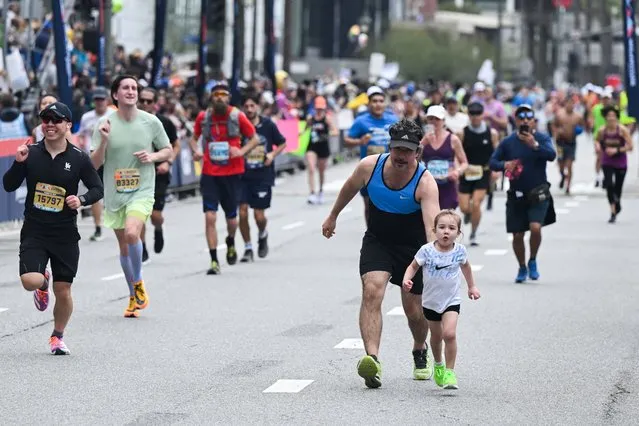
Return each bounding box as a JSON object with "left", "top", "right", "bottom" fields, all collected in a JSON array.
[
  {"left": 427, "top": 159, "right": 450, "bottom": 182},
  {"left": 311, "top": 131, "right": 320, "bottom": 143},
  {"left": 114, "top": 168, "right": 141, "bottom": 193},
  {"left": 33, "top": 182, "right": 66, "bottom": 212},
  {"left": 247, "top": 145, "right": 266, "bottom": 168},
  {"left": 366, "top": 145, "right": 387, "bottom": 156},
  {"left": 464, "top": 164, "right": 484, "bottom": 181},
  {"left": 208, "top": 141, "right": 230, "bottom": 165}
]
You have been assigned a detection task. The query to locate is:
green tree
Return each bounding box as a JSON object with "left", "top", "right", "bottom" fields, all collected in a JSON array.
[{"left": 369, "top": 28, "right": 495, "bottom": 82}]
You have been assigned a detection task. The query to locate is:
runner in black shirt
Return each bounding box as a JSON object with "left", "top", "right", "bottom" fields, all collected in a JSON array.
[
  {"left": 137, "top": 88, "right": 180, "bottom": 260},
  {"left": 2, "top": 102, "right": 103, "bottom": 355}
]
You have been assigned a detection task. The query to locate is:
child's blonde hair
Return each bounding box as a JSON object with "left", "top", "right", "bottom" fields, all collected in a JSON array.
[{"left": 433, "top": 209, "right": 462, "bottom": 234}]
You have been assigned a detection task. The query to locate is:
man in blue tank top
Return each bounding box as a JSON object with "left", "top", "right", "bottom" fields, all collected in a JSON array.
[{"left": 322, "top": 119, "right": 441, "bottom": 389}]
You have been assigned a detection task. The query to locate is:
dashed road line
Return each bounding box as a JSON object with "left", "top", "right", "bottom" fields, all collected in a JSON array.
[
  {"left": 574, "top": 195, "right": 590, "bottom": 201},
  {"left": 565, "top": 201, "right": 580, "bottom": 207},
  {"left": 555, "top": 208, "right": 570, "bottom": 214},
  {"left": 263, "top": 379, "right": 314, "bottom": 393},
  {"left": 386, "top": 306, "right": 405, "bottom": 316},
  {"left": 201, "top": 243, "right": 228, "bottom": 253},
  {"left": 0, "top": 308, "right": 8, "bottom": 314},
  {"left": 343, "top": 207, "right": 353, "bottom": 214},
  {"left": 484, "top": 249, "right": 508, "bottom": 256},
  {"left": 101, "top": 273, "right": 124, "bottom": 281},
  {"left": 471, "top": 264, "right": 484, "bottom": 272},
  {"left": 282, "top": 221, "right": 305, "bottom": 231},
  {"left": 334, "top": 338, "right": 364, "bottom": 349}
]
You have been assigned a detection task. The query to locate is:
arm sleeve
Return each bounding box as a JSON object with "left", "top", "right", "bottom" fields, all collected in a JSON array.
[
  {"left": 534, "top": 133, "right": 557, "bottom": 161},
  {"left": 2, "top": 160, "right": 27, "bottom": 192},
  {"left": 414, "top": 245, "right": 429, "bottom": 267},
  {"left": 79, "top": 154, "right": 104, "bottom": 205},
  {"left": 489, "top": 140, "right": 506, "bottom": 171}
]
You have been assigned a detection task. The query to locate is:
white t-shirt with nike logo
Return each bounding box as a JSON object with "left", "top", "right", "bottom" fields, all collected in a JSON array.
[{"left": 414, "top": 242, "right": 468, "bottom": 313}]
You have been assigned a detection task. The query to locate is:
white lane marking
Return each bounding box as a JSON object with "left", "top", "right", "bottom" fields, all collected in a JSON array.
[
  {"left": 0, "top": 308, "right": 8, "bottom": 314},
  {"left": 555, "top": 208, "right": 570, "bottom": 214},
  {"left": 201, "top": 243, "right": 228, "bottom": 253},
  {"left": 334, "top": 338, "right": 365, "bottom": 349},
  {"left": 574, "top": 195, "right": 589, "bottom": 201},
  {"left": 343, "top": 207, "right": 353, "bottom": 214},
  {"left": 322, "top": 179, "right": 346, "bottom": 192},
  {"left": 274, "top": 177, "right": 287, "bottom": 186},
  {"left": 471, "top": 264, "right": 484, "bottom": 272},
  {"left": 263, "top": 379, "right": 314, "bottom": 393},
  {"left": 386, "top": 306, "right": 405, "bottom": 316},
  {"left": 282, "top": 221, "right": 305, "bottom": 231},
  {"left": 484, "top": 249, "right": 508, "bottom": 256},
  {"left": 565, "top": 201, "right": 580, "bottom": 207},
  {"left": 102, "top": 273, "right": 124, "bottom": 281}
]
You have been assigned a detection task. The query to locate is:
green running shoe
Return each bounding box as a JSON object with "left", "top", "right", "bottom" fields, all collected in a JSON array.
[
  {"left": 443, "top": 368, "right": 458, "bottom": 390},
  {"left": 434, "top": 364, "right": 446, "bottom": 387},
  {"left": 207, "top": 261, "right": 221, "bottom": 275},
  {"left": 412, "top": 348, "right": 433, "bottom": 380},
  {"left": 357, "top": 355, "right": 382, "bottom": 389}
]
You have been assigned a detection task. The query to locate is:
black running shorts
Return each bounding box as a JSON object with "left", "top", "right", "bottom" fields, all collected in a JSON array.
[
  {"left": 458, "top": 170, "right": 490, "bottom": 194},
  {"left": 423, "top": 304, "right": 460, "bottom": 322},
  {"left": 19, "top": 233, "right": 79, "bottom": 284},
  {"left": 359, "top": 232, "right": 423, "bottom": 295}
]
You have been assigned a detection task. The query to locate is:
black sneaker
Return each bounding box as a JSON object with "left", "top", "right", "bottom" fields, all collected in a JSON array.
[
  {"left": 240, "top": 249, "right": 254, "bottom": 263},
  {"left": 412, "top": 348, "right": 433, "bottom": 380},
  {"left": 154, "top": 228, "right": 164, "bottom": 253},
  {"left": 258, "top": 235, "right": 269, "bottom": 258},
  {"left": 226, "top": 237, "right": 237, "bottom": 265},
  {"left": 207, "top": 260, "right": 221, "bottom": 275},
  {"left": 486, "top": 191, "right": 493, "bottom": 210},
  {"left": 89, "top": 229, "right": 102, "bottom": 242},
  {"left": 608, "top": 213, "right": 617, "bottom": 224},
  {"left": 463, "top": 213, "right": 471, "bottom": 225},
  {"left": 142, "top": 244, "right": 149, "bottom": 264}
]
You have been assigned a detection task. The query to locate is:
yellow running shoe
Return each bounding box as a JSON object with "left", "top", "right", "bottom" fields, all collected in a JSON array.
[
  {"left": 443, "top": 368, "right": 458, "bottom": 390},
  {"left": 434, "top": 363, "right": 446, "bottom": 387},
  {"left": 357, "top": 355, "right": 382, "bottom": 389},
  {"left": 133, "top": 281, "right": 148, "bottom": 309},
  {"left": 124, "top": 296, "right": 139, "bottom": 318}
]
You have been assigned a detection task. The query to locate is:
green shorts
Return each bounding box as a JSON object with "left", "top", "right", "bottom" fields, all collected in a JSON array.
[{"left": 104, "top": 198, "right": 154, "bottom": 230}]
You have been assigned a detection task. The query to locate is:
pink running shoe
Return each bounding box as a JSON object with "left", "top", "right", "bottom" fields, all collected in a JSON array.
[
  {"left": 49, "top": 336, "right": 70, "bottom": 355},
  {"left": 33, "top": 269, "right": 51, "bottom": 312}
]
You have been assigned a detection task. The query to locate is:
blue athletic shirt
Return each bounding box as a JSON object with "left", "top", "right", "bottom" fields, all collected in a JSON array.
[
  {"left": 365, "top": 153, "right": 427, "bottom": 245},
  {"left": 242, "top": 116, "right": 286, "bottom": 185},
  {"left": 348, "top": 111, "right": 398, "bottom": 159}
]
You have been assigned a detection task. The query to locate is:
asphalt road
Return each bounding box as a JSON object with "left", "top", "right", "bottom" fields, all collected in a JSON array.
[{"left": 1, "top": 144, "right": 638, "bottom": 425}]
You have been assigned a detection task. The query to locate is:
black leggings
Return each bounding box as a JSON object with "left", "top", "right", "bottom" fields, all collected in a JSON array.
[{"left": 602, "top": 166, "right": 627, "bottom": 205}]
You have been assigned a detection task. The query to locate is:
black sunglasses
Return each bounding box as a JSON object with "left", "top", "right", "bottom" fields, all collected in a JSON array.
[
  {"left": 517, "top": 111, "right": 535, "bottom": 120},
  {"left": 41, "top": 116, "right": 66, "bottom": 124}
]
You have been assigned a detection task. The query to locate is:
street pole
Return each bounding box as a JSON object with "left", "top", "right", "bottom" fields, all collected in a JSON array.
[
  {"left": 251, "top": 0, "right": 257, "bottom": 80},
  {"left": 496, "top": 0, "right": 503, "bottom": 84},
  {"left": 104, "top": 0, "right": 113, "bottom": 71},
  {"left": 282, "top": 0, "right": 292, "bottom": 72}
]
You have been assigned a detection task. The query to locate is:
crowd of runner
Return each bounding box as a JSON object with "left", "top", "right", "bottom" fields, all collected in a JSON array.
[{"left": 2, "top": 71, "right": 634, "bottom": 390}]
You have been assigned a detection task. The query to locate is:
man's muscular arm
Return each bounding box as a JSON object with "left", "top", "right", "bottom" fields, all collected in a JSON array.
[{"left": 417, "top": 172, "right": 440, "bottom": 243}]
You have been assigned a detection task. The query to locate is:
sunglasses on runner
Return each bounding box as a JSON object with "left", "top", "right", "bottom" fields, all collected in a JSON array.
[
  {"left": 212, "top": 91, "right": 229, "bottom": 97},
  {"left": 517, "top": 111, "right": 535, "bottom": 120},
  {"left": 41, "top": 116, "right": 67, "bottom": 124}
]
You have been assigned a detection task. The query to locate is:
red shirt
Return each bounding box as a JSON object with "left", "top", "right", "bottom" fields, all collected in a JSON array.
[{"left": 193, "top": 106, "right": 256, "bottom": 176}]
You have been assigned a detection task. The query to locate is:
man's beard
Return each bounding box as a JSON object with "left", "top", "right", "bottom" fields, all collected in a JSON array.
[{"left": 213, "top": 102, "right": 227, "bottom": 115}]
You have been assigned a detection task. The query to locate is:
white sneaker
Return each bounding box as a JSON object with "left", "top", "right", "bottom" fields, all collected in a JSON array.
[
  {"left": 317, "top": 192, "right": 324, "bottom": 204},
  {"left": 307, "top": 193, "right": 318, "bottom": 204}
]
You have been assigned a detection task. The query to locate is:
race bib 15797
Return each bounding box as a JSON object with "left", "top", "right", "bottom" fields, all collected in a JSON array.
[{"left": 33, "top": 182, "right": 66, "bottom": 212}]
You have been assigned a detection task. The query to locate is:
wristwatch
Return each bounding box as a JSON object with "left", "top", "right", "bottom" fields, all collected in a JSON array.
[{"left": 79, "top": 195, "right": 87, "bottom": 206}]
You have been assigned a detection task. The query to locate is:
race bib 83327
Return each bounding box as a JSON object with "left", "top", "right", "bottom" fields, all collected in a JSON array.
[{"left": 114, "top": 168, "right": 141, "bottom": 193}]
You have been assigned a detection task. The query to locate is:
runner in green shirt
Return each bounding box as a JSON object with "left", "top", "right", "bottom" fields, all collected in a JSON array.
[{"left": 91, "top": 75, "right": 172, "bottom": 318}]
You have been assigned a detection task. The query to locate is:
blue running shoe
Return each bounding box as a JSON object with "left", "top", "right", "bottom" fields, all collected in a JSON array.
[
  {"left": 515, "top": 266, "right": 527, "bottom": 283},
  {"left": 528, "top": 260, "right": 539, "bottom": 280}
]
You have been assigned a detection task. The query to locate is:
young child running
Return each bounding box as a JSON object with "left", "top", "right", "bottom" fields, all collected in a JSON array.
[{"left": 402, "top": 209, "right": 481, "bottom": 390}]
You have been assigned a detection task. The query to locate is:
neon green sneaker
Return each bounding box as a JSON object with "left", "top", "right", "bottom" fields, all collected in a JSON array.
[
  {"left": 412, "top": 349, "right": 433, "bottom": 380},
  {"left": 357, "top": 355, "right": 382, "bottom": 389},
  {"left": 434, "top": 364, "right": 446, "bottom": 387},
  {"left": 443, "top": 368, "right": 458, "bottom": 390}
]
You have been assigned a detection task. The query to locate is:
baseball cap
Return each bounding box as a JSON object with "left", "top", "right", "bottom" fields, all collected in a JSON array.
[
  {"left": 473, "top": 81, "right": 486, "bottom": 92},
  {"left": 93, "top": 86, "right": 108, "bottom": 99},
  {"left": 389, "top": 129, "right": 421, "bottom": 151},
  {"left": 211, "top": 83, "right": 230, "bottom": 94},
  {"left": 425, "top": 104, "right": 446, "bottom": 120},
  {"left": 467, "top": 102, "right": 484, "bottom": 115},
  {"left": 515, "top": 104, "right": 534, "bottom": 115},
  {"left": 367, "top": 85, "right": 385, "bottom": 99},
  {"left": 39, "top": 102, "right": 72, "bottom": 122},
  {"left": 445, "top": 96, "right": 458, "bottom": 104}
]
